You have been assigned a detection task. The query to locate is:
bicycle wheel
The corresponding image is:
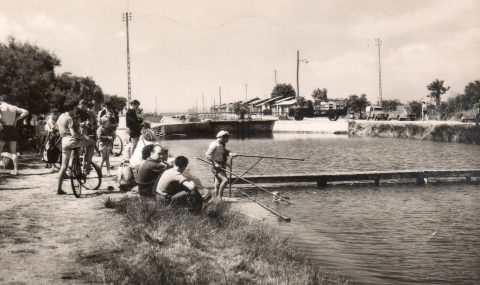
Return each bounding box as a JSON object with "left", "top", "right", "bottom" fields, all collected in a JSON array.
[
  {"left": 80, "top": 162, "right": 102, "bottom": 190},
  {"left": 70, "top": 153, "right": 83, "bottom": 198},
  {"left": 112, "top": 135, "right": 123, "bottom": 156}
]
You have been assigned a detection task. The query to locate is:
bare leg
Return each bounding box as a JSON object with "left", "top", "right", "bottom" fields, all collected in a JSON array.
[
  {"left": 105, "top": 146, "right": 112, "bottom": 176},
  {"left": 217, "top": 171, "right": 229, "bottom": 198},
  {"left": 57, "top": 150, "right": 71, "bottom": 194},
  {"left": 9, "top": 141, "right": 18, "bottom": 175}
]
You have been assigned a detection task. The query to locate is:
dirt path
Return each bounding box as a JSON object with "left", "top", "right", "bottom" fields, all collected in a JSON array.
[{"left": 0, "top": 154, "right": 125, "bottom": 284}]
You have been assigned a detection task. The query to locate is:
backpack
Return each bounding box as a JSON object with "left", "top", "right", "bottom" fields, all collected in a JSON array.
[{"left": 117, "top": 162, "right": 135, "bottom": 191}]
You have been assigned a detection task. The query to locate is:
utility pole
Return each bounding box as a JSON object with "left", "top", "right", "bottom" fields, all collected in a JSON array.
[
  {"left": 274, "top": 69, "right": 277, "bottom": 85},
  {"left": 375, "top": 38, "right": 383, "bottom": 106},
  {"left": 155, "top": 97, "right": 157, "bottom": 115},
  {"left": 296, "top": 51, "right": 308, "bottom": 99},
  {"left": 245, "top": 84, "right": 248, "bottom": 102},
  {"left": 202, "top": 93, "right": 205, "bottom": 112},
  {"left": 219, "top": 86, "right": 222, "bottom": 111},
  {"left": 122, "top": 12, "right": 132, "bottom": 109},
  {"left": 296, "top": 51, "right": 299, "bottom": 99}
]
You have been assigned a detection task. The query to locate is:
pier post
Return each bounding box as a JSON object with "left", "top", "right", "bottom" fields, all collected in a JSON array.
[
  {"left": 416, "top": 176, "right": 428, "bottom": 185},
  {"left": 317, "top": 180, "right": 327, "bottom": 187},
  {"left": 374, "top": 178, "right": 380, "bottom": 186}
]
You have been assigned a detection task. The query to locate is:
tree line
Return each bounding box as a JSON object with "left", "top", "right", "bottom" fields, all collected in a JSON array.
[
  {"left": 268, "top": 79, "right": 480, "bottom": 119},
  {"left": 0, "top": 37, "right": 126, "bottom": 115}
]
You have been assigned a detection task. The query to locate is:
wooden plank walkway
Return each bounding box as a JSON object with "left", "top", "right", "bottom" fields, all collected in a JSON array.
[{"left": 231, "top": 169, "right": 480, "bottom": 186}]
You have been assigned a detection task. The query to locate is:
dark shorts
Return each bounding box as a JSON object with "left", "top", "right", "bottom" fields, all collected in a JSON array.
[
  {"left": 0, "top": 126, "right": 19, "bottom": 141},
  {"left": 211, "top": 162, "right": 227, "bottom": 177}
]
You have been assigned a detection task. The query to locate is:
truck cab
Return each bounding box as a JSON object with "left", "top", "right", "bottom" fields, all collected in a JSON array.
[{"left": 366, "top": 105, "right": 389, "bottom": 120}]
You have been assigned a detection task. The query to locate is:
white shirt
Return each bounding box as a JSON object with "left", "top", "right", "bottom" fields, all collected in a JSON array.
[{"left": 206, "top": 139, "right": 227, "bottom": 162}]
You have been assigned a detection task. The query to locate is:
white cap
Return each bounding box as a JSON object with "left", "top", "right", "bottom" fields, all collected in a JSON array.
[{"left": 216, "top": 130, "right": 231, "bottom": 138}]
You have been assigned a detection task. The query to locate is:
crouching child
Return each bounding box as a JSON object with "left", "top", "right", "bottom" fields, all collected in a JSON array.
[{"left": 155, "top": 156, "right": 211, "bottom": 211}]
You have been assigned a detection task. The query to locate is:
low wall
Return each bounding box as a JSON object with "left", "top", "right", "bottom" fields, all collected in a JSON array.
[
  {"left": 348, "top": 120, "right": 480, "bottom": 144},
  {"left": 153, "top": 119, "right": 276, "bottom": 137},
  {"left": 273, "top": 118, "right": 348, "bottom": 134}
]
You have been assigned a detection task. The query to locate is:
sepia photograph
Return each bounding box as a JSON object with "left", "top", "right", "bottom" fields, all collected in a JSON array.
[{"left": 0, "top": 0, "right": 479, "bottom": 284}]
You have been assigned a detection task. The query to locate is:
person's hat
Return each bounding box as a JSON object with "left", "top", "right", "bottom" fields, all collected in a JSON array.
[
  {"left": 216, "top": 130, "right": 231, "bottom": 138},
  {"left": 131, "top": 99, "right": 140, "bottom": 106}
]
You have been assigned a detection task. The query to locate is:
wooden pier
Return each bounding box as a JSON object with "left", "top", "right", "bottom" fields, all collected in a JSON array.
[{"left": 231, "top": 169, "right": 480, "bottom": 186}]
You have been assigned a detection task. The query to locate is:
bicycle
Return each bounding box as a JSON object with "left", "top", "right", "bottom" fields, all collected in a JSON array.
[
  {"left": 69, "top": 147, "right": 102, "bottom": 198},
  {"left": 95, "top": 134, "right": 123, "bottom": 157}
]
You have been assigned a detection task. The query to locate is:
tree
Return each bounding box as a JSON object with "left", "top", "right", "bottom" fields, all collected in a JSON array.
[
  {"left": 271, "top": 83, "right": 296, "bottom": 98},
  {"left": 311, "top": 88, "right": 327, "bottom": 102},
  {"left": 51, "top": 72, "right": 105, "bottom": 111},
  {"left": 0, "top": 37, "right": 60, "bottom": 114},
  {"left": 104, "top": 94, "right": 127, "bottom": 113},
  {"left": 382, "top": 99, "right": 401, "bottom": 112},
  {"left": 427, "top": 79, "right": 450, "bottom": 108},
  {"left": 345, "top": 94, "right": 370, "bottom": 113},
  {"left": 407, "top": 100, "right": 422, "bottom": 119},
  {"left": 464, "top": 80, "right": 480, "bottom": 108},
  {"left": 231, "top": 101, "right": 249, "bottom": 119}
]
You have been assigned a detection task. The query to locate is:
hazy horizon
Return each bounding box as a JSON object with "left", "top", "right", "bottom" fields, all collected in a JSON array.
[{"left": 2, "top": 0, "right": 479, "bottom": 113}]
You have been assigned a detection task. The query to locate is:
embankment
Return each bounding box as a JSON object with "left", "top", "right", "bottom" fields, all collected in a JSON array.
[{"left": 349, "top": 120, "right": 480, "bottom": 144}]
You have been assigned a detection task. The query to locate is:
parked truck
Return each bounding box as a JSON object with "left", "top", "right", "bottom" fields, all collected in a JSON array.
[
  {"left": 313, "top": 100, "right": 348, "bottom": 121},
  {"left": 365, "top": 105, "right": 389, "bottom": 120}
]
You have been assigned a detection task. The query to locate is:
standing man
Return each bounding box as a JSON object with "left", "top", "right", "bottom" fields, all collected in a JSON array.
[
  {"left": 56, "top": 101, "right": 96, "bottom": 195},
  {"left": 421, "top": 101, "right": 428, "bottom": 121},
  {"left": 205, "top": 130, "right": 235, "bottom": 198},
  {"left": 0, "top": 96, "right": 29, "bottom": 175},
  {"left": 126, "top": 100, "right": 143, "bottom": 156}
]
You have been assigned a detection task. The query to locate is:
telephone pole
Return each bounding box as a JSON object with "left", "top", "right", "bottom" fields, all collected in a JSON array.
[
  {"left": 245, "top": 84, "right": 248, "bottom": 102},
  {"left": 219, "top": 86, "right": 222, "bottom": 111},
  {"left": 123, "top": 12, "right": 132, "bottom": 108},
  {"left": 202, "top": 93, "right": 205, "bottom": 112},
  {"left": 375, "top": 38, "right": 383, "bottom": 106},
  {"left": 274, "top": 69, "right": 277, "bottom": 85}
]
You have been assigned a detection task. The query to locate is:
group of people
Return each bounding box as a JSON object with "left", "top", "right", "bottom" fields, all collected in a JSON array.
[
  {"left": 2, "top": 94, "right": 236, "bottom": 209},
  {"left": 53, "top": 100, "right": 122, "bottom": 194},
  {"left": 131, "top": 129, "right": 235, "bottom": 209}
]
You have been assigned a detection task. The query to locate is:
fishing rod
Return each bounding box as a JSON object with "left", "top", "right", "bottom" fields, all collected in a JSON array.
[
  {"left": 233, "top": 154, "right": 304, "bottom": 161},
  {"left": 238, "top": 189, "right": 291, "bottom": 222},
  {"left": 196, "top": 157, "right": 294, "bottom": 205}
]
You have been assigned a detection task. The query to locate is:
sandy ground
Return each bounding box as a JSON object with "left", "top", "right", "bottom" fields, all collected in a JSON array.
[{"left": 0, "top": 153, "right": 126, "bottom": 284}]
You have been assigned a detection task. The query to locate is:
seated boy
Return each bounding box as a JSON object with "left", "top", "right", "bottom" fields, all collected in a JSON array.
[{"left": 155, "top": 156, "right": 210, "bottom": 209}]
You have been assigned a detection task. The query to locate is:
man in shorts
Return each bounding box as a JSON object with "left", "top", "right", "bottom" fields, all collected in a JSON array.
[
  {"left": 205, "top": 130, "right": 235, "bottom": 198},
  {"left": 126, "top": 100, "right": 143, "bottom": 156},
  {"left": 0, "top": 95, "right": 30, "bottom": 175},
  {"left": 56, "top": 101, "right": 96, "bottom": 195}
]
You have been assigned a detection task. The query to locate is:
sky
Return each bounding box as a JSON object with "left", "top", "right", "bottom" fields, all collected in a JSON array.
[{"left": 1, "top": 0, "right": 479, "bottom": 112}]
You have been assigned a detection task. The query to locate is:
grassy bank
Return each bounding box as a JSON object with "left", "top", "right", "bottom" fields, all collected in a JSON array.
[
  {"left": 98, "top": 196, "right": 347, "bottom": 285},
  {"left": 349, "top": 120, "right": 480, "bottom": 144}
]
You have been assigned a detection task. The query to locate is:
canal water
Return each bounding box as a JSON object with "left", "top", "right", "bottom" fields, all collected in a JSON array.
[{"left": 156, "top": 134, "right": 480, "bottom": 285}]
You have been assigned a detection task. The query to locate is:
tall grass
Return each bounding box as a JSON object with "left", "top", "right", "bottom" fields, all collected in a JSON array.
[{"left": 102, "top": 196, "right": 347, "bottom": 285}]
